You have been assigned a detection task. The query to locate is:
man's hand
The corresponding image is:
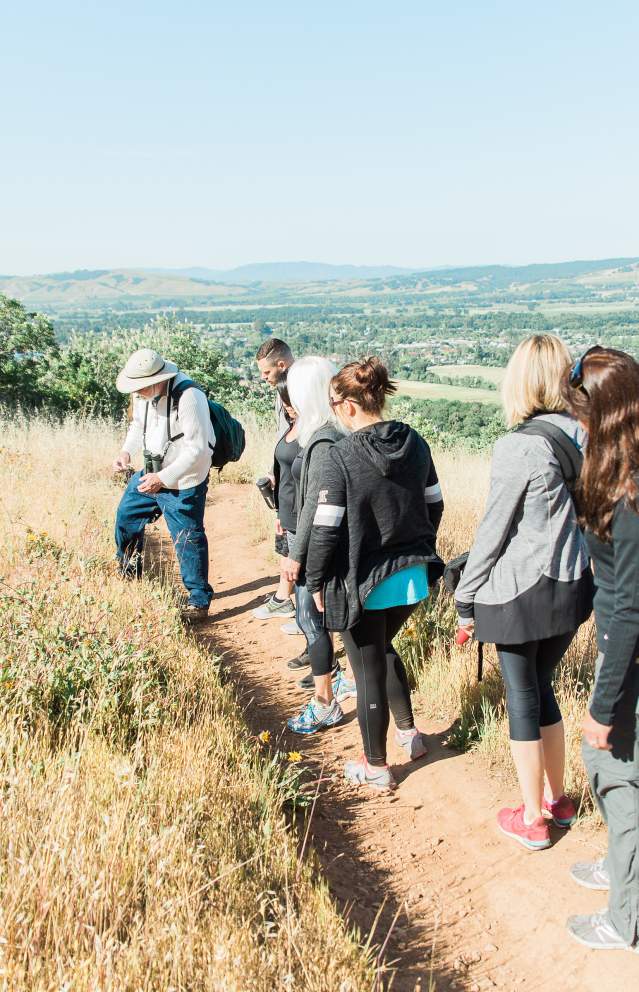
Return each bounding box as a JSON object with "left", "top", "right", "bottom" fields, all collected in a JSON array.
[
  {"left": 137, "top": 472, "right": 164, "bottom": 494},
  {"left": 583, "top": 711, "right": 612, "bottom": 750},
  {"left": 282, "top": 557, "right": 301, "bottom": 583},
  {"left": 275, "top": 518, "right": 284, "bottom": 536},
  {"left": 312, "top": 590, "right": 324, "bottom": 612},
  {"left": 112, "top": 451, "right": 131, "bottom": 473}
]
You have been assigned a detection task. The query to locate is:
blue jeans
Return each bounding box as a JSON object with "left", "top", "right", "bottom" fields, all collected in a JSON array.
[{"left": 115, "top": 470, "right": 213, "bottom": 607}]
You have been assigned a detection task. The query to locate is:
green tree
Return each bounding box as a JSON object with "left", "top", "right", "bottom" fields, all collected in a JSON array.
[{"left": 0, "top": 295, "right": 59, "bottom": 405}]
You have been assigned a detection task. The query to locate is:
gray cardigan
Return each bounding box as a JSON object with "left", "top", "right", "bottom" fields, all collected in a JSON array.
[
  {"left": 455, "top": 413, "right": 589, "bottom": 614},
  {"left": 288, "top": 424, "right": 342, "bottom": 567}
]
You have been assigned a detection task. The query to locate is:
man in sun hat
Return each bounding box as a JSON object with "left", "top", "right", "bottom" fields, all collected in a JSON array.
[{"left": 112, "top": 348, "right": 216, "bottom": 623}]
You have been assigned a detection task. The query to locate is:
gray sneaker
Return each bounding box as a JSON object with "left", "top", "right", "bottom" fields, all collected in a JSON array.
[
  {"left": 395, "top": 727, "right": 428, "bottom": 760},
  {"left": 570, "top": 859, "right": 610, "bottom": 891},
  {"left": 344, "top": 757, "right": 397, "bottom": 792},
  {"left": 567, "top": 912, "right": 636, "bottom": 951},
  {"left": 281, "top": 621, "right": 303, "bottom": 636},
  {"left": 252, "top": 595, "right": 296, "bottom": 620}
]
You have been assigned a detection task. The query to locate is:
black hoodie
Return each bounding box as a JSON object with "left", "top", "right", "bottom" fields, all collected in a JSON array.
[{"left": 305, "top": 420, "right": 445, "bottom": 630}]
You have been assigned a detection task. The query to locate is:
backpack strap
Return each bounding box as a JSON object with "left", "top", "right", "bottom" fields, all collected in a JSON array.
[
  {"left": 477, "top": 641, "right": 484, "bottom": 682},
  {"left": 515, "top": 419, "right": 583, "bottom": 493},
  {"left": 167, "top": 376, "right": 195, "bottom": 443},
  {"left": 143, "top": 399, "right": 149, "bottom": 449}
]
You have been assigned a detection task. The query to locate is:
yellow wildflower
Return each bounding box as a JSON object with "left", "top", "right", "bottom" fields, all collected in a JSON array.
[
  {"left": 258, "top": 730, "right": 271, "bottom": 744},
  {"left": 287, "top": 751, "right": 303, "bottom": 763}
]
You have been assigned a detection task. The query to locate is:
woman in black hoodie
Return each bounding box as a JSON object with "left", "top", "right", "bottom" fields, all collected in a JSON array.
[{"left": 305, "top": 358, "right": 444, "bottom": 791}]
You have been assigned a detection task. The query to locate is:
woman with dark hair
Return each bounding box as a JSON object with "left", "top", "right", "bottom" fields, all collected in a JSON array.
[
  {"left": 304, "top": 357, "right": 444, "bottom": 791},
  {"left": 562, "top": 346, "right": 639, "bottom": 954}
]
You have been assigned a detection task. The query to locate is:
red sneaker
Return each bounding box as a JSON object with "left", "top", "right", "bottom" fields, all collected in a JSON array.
[
  {"left": 542, "top": 794, "right": 577, "bottom": 828},
  {"left": 497, "top": 805, "right": 551, "bottom": 850}
]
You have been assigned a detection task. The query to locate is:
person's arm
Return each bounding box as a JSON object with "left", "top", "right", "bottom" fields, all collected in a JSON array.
[
  {"left": 424, "top": 449, "right": 444, "bottom": 535},
  {"left": 454, "top": 437, "right": 530, "bottom": 621},
  {"left": 305, "top": 448, "right": 347, "bottom": 593},
  {"left": 157, "top": 388, "right": 215, "bottom": 488},
  {"left": 289, "top": 440, "right": 334, "bottom": 569},
  {"left": 118, "top": 399, "right": 145, "bottom": 462},
  {"left": 590, "top": 504, "right": 639, "bottom": 726}
]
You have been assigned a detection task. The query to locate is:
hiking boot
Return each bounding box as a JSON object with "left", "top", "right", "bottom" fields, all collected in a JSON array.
[
  {"left": 252, "top": 595, "right": 296, "bottom": 620},
  {"left": 542, "top": 794, "right": 577, "bottom": 828},
  {"left": 395, "top": 727, "right": 428, "bottom": 760},
  {"left": 287, "top": 698, "right": 344, "bottom": 735},
  {"left": 298, "top": 661, "right": 341, "bottom": 690},
  {"left": 287, "top": 651, "right": 311, "bottom": 670},
  {"left": 181, "top": 604, "right": 210, "bottom": 624},
  {"left": 566, "top": 912, "right": 637, "bottom": 951},
  {"left": 570, "top": 859, "right": 610, "bottom": 891},
  {"left": 281, "top": 621, "right": 303, "bottom": 636},
  {"left": 497, "top": 805, "right": 551, "bottom": 851},
  {"left": 344, "top": 755, "right": 397, "bottom": 792},
  {"left": 332, "top": 670, "right": 357, "bottom": 703}
]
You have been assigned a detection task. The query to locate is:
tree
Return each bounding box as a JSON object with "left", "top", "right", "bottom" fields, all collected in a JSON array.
[{"left": 0, "top": 295, "right": 59, "bottom": 405}]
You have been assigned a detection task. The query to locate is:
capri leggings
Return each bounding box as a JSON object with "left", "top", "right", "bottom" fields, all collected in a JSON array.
[
  {"left": 496, "top": 631, "right": 575, "bottom": 742},
  {"left": 341, "top": 604, "right": 416, "bottom": 766},
  {"left": 295, "top": 581, "right": 334, "bottom": 676}
]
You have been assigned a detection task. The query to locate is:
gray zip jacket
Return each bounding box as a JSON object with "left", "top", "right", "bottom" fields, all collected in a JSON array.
[{"left": 455, "top": 413, "right": 589, "bottom": 614}]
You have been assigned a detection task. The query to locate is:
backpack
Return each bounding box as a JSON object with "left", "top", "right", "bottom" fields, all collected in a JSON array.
[
  {"left": 167, "top": 377, "right": 246, "bottom": 471},
  {"left": 442, "top": 419, "right": 583, "bottom": 680}
]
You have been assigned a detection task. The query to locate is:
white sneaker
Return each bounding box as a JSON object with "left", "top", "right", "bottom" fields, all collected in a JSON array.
[
  {"left": 395, "top": 727, "right": 428, "bottom": 760},
  {"left": 252, "top": 595, "right": 296, "bottom": 620}
]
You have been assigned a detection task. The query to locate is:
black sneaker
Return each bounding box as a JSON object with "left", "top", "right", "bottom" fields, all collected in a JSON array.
[
  {"left": 287, "top": 651, "right": 311, "bottom": 670},
  {"left": 298, "top": 661, "right": 341, "bottom": 690}
]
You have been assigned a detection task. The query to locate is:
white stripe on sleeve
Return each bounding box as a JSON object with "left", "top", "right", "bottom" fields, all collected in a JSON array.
[
  {"left": 313, "top": 504, "right": 346, "bottom": 527},
  {"left": 424, "top": 482, "right": 443, "bottom": 503}
]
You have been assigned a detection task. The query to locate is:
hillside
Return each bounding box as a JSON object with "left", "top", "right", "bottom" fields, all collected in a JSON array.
[{"left": 2, "top": 256, "right": 638, "bottom": 311}]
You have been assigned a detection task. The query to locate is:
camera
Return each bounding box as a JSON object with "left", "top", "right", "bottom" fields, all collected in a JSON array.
[{"left": 143, "top": 449, "right": 165, "bottom": 474}]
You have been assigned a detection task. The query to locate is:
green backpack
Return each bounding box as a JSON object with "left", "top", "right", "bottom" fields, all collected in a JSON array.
[{"left": 168, "top": 377, "right": 246, "bottom": 470}]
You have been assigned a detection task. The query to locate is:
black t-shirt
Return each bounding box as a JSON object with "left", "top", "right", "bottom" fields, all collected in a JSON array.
[{"left": 275, "top": 430, "right": 300, "bottom": 533}]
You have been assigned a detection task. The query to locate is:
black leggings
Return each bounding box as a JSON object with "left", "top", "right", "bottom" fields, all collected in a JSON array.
[
  {"left": 496, "top": 631, "right": 575, "bottom": 742},
  {"left": 341, "top": 605, "right": 416, "bottom": 766}
]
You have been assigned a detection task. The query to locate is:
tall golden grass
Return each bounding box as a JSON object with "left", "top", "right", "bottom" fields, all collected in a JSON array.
[{"left": 0, "top": 415, "right": 376, "bottom": 990}]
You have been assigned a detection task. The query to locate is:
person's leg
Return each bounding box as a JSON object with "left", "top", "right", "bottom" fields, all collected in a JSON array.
[
  {"left": 114, "top": 470, "right": 161, "bottom": 576},
  {"left": 342, "top": 611, "right": 390, "bottom": 765},
  {"left": 383, "top": 604, "right": 418, "bottom": 731},
  {"left": 159, "top": 480, "right": 213, "bottom": 608},
  {"left": 295, "top": 582, "right": 333, "bottom": 703},
  {"left": 497, "top": 642, "right": 545, "bottom": 822},
  {"left": 537, "top": 631, "right": 575, "bottom": 802}
]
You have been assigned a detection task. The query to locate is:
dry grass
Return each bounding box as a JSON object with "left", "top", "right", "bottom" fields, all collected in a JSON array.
[{"left": 0, "top": 415, "right": 376, "bottom": 991}]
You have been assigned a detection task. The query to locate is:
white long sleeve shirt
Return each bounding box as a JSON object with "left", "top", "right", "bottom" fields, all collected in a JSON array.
[{"left": 122, "top": 372, "right": 215, "bottom": 490}]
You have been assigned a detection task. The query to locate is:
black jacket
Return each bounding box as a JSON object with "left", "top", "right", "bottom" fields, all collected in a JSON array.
[{"left": 305, "top": 421, "right": 445, "bottom": 630}]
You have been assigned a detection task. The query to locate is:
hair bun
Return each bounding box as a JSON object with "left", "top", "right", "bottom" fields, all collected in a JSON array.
[{"left": 332, "top": 356, "right": 397, "bottom": 414}]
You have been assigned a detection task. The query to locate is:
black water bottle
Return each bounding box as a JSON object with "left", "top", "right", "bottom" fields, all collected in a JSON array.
[{"left": 256, "top": 476, "right": 276, "bottom": 509}]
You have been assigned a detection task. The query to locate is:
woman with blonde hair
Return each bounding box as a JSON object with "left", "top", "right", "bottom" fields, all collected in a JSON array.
[{"left": 456, "top": 334, "right": 593, "bottom": 849}]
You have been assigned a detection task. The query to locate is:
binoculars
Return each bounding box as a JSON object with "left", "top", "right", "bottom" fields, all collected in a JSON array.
[{"left": 143, "top": 449, "right": 165, "bottom": 474}]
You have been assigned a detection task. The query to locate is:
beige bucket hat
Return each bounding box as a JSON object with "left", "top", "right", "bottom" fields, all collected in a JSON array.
[{"left": 116, "top": 348, "right": 179, "bottom": 393}]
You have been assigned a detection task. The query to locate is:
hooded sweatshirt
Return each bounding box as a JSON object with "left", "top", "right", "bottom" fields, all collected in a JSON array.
[{"left": 304, "top": 420, "right": 444, "bottom": 630}]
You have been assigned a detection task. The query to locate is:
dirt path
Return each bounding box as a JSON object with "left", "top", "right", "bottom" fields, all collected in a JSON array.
[{"left": 199, "top": 484, "right": 635, "bottom": 991}]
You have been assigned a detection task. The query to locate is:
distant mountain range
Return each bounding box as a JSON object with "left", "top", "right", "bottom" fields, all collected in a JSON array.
[
  {"left": 0, "top": 257, "right": 637, "bottom": 310},
  {"left": 145, "top": 261, "right": 418, "bottom": 283}
]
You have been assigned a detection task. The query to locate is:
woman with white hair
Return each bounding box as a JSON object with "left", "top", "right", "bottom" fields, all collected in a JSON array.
[{"left": 282, "top": 356, "right": 353, "bottom": 735}]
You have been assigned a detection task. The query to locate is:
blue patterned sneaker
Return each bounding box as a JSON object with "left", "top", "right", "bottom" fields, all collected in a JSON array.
[
  {"left": 332, "top": 671, "right": 357, "bottom": 703},
  {"left": 287, "top": 698, "right": 344, "bottom": 735},
  {"left": 344, "top": 755, "right": 397, "bottom": 792}
]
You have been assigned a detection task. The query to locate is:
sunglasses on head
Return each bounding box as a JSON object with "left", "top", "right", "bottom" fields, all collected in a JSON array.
[{"left": 569, "top": 346, "right": 598, "bottom": 388}]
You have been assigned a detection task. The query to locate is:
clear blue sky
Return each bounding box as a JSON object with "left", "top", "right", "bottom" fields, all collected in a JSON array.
[{"left": 2, "top": 0, "right": 638, "bottom": 274}]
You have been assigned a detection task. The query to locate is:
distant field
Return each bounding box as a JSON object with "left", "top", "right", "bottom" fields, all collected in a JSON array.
[
  {"left": 395, "top": 379, "right": 500, "bottom": 404},
  {"left": 429, "top": 364, "right": 505, "bottom": 384}
]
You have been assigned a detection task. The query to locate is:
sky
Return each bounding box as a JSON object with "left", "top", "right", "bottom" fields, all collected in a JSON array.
[{"left": 2, "top": 0, "right": 638, "bottom": 274}]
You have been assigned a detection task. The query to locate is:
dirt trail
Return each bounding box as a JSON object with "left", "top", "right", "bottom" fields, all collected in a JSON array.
[{"left": 198, "top": 484, "right": 635, "bottom": 991}]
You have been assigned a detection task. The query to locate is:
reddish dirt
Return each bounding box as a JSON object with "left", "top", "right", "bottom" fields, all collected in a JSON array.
[{"left": 198, "top": 484, "right": 635, "bottom": 991}]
